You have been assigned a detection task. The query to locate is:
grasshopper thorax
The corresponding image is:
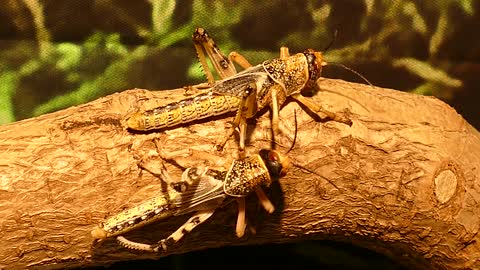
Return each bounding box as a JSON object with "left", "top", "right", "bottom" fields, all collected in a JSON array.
[
  {"left": 303, "top": 49, "right": 327, "bottom": 89},
  {"left": 223, "top": 154, "right": 272, "bottom": 197}
]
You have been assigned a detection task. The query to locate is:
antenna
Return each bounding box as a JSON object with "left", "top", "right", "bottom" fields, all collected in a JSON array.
[
  {"left": 327, "top": 62, "right": 373, "bottom": 86},
  {"left": 322, "top": 30, "right": 373, "bottom": 86},
  {"left": 323, "top": 29, "right": 338, "bottom": 53}
]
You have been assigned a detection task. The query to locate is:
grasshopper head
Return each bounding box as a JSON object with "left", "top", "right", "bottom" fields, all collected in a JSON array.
[
  {"left": 303, "top": 49, "right": 327, "bottom": 88},
  {"left": 259, "top": 149, "right": 290, "bottom": 179}
]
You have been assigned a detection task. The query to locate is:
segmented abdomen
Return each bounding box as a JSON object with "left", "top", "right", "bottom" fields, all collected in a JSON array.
[
  {"left": 127, "top": 92, "right": 241, "bottom": 131},
  {"left": 91, "top": 195, "right": 176, "bottom": 240}
]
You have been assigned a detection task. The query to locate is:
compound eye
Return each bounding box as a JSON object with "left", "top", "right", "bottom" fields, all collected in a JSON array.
[
  {"left": 303, "top": 49, "right": 322, "bottom": 82},
  {"left": 261, "top": 150, "right": 289, "bottom": 178}
]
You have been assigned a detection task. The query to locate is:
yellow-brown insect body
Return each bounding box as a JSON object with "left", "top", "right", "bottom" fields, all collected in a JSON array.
[
  {"left": 126, "top": 51, "right": 324, "bottom": 132},
  {"left": 223, "top": 154, "right": 272, "bottom": 197},
  {"left": 91, "top": 194, "right": 178, "bottom": 240},
  {"left": 127, "top": 92, "right": 241, "bottom": 131},
  {"left": 92, "top": 166, "right": 227, "bottom": 241},
  {"left": 256, "top": 51, "right": 324, "bottom": 110},
  {"left": 92, "top": 149, "right": 290, "bottom": 251}
]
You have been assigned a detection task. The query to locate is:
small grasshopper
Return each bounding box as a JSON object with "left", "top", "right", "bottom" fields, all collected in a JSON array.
[
  {"left": 126, "top": 27, "right": 352, "bottom": 152},
  {"left": 91, "top": 143, "right": 289, "bottom": 252}
]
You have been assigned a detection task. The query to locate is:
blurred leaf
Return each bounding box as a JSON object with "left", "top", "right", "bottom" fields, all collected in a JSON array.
[
  {"left": 411, "top": 82, "right": 436, "bottom": 96},
  {"left": 84, "top": 32, "right": 105, "bottom": 52},
  {"left": 402, "top": 2, "right": 427, "bottom": 35},
  {"left": 55, "top": 43, "right": 82, "bottom": 71},
  {"left": 18, "top": 59, "right": 42, "bottom": 76},
  {"left": 458, "top": 0, "right": 474, "bottom": 15},
  {"left": 32, "top": 46, "right": 149, "bottom": 116},
  {"left": 392, "top": 58, "right": 462, "bottom": 88},
  {"left": 311, "top": 3, "right": 331, "bottom": 26},
  {"left": 429, "top": 11, "right": 448, "bottom": 56},
  {"left": 410, "top": 81, "right": 458, "bottom": 100},
  {"left": 151, "top": 0, "right": 176, "bottom": 35},
  {"left": 325, "top": 39, "right": 374, "bottom": 63},
  {"left": 0, "top": 72, "right": 17, "bottom": 124},
  {"left": 105, "top": 33, "right": 128, "bottom": 56},
  {"left": 364, "top": 0, "right": 374, "bottom": 16},
  {"left": 191, "top": 0, "right": 242, "bottom": 28}
]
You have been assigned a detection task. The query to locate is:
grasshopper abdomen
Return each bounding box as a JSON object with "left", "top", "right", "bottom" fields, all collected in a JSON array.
[{"left": 127, "top": 92, "right": 241, "bottom": 131}]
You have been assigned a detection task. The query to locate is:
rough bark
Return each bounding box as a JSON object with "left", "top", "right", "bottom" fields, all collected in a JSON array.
[{"left": 0, "top": 78, "right": 479, "bottom": 270}]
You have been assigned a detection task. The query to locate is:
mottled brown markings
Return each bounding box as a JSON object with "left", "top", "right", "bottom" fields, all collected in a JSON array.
[
  {"left": 93, "top": 146, "right": 287, "bottom": 253},
  {"left": 59, "top": 117, "right": 122, "bottom": 131},
  {"left": 127, "top": 27, "right": 352, "bottom": 153}
]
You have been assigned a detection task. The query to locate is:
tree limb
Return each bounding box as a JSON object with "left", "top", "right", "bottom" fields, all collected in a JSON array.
[{"left": 0, "top": 79, "right": 479, "bottom": 270}]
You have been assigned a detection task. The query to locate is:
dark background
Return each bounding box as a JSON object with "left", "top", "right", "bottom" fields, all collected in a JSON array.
[{"left": 1, "top": 0, "right": 478, "bottom": 269}]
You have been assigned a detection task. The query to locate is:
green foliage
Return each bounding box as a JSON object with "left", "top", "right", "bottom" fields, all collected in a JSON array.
[
  {"left": 1, "top": 0, "right": 474, "bottom": 123},
  {"left": 0, "top": 71, "right": 18, "bottom": 125}
]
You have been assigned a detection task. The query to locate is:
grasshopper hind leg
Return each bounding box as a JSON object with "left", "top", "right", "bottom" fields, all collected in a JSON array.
[
  {"left": 193, "top": 27, "right": 237, "bottom": 82},
  {"left": 115, "top": 210, "right": 216, "bottom": 253},
  {"left": 153, "top": 210, "right": 216, "bottom": 252}
]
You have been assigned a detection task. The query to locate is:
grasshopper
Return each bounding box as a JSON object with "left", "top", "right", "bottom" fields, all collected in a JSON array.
[
  {"left": 126, "top": 27, "right": 352, "bottom": 152},
  {"left": 91, "top": 141, "right": 289, "bottom": 252}
]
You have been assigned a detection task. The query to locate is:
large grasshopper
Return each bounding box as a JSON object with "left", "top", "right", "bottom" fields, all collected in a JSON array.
[
  {"left": 126, "top": 28, "right": 351, "bottom": 152},
  {"left": 91, "top": 140, "right": 289, "bottom": 252}
]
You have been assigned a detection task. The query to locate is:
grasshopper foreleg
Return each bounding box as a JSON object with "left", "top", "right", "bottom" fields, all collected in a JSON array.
[
  {"left": 235, "top": 188, "right": 274, "bottom": 238},
  {"left": 291, "top": 93, "right": 352, "bottom": 126},
  {"left": 235, "top": 198, "right": 247, "bottom": 238},
  {"left": 255, "top": 188, "right": 275, "bottom": 214}
]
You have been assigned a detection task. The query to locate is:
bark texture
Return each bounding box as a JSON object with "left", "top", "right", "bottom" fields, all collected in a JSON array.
[{"left": 0, "top": 79, "right": 479, "bottom": 270}]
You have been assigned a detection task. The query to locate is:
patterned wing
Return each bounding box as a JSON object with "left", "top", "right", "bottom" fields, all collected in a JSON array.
[{"left": 212, "top": 65, "right": 268, "bottom": 97}]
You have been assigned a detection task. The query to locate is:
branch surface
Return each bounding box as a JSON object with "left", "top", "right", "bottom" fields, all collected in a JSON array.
[{"left": 0, "top": 79, "right": 479, "bottom": 270}]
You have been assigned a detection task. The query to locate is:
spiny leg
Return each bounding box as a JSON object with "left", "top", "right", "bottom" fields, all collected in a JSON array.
[
  {"left": 192, "top": 27, "right": 237, "bottom": 82},
  {"left": 235, "top": 198, "right": 247, "bottom": 238},
  {"left": 115, "top": 210, "right": 216, "bottom": 253},
  {"left": 116, "top": 236, "right": 155, "bottom": 252},
  {"left": 152, "top": 210, "right": 216, "bottom": 252},
  {"left": 291, "top": 93, "right": 352, "bottom": 126}
]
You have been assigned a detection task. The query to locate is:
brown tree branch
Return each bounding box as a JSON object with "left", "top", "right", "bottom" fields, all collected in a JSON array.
[{"left": 0, "top": 79, "right": 479, "bottom": 270}]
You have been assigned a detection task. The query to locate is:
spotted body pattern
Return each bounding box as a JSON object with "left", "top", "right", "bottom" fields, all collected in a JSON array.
[
  {"left": 126, "top": 28, "right": 352, "bottom": 152},
  {"left": 127, "top": 52, "right": 312, "bottom": 132},
  {"left": 91, "top": 194, "right": 176, "bottom": 240},
  {"left": 92, "top": 150, "right": 289, "bottom": 252},
  {"left": 224, "top": 154, "right": 271, "bottom": 197},
  {"left": 127, "top": 92, "right": 241, "bottom": 131}
]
